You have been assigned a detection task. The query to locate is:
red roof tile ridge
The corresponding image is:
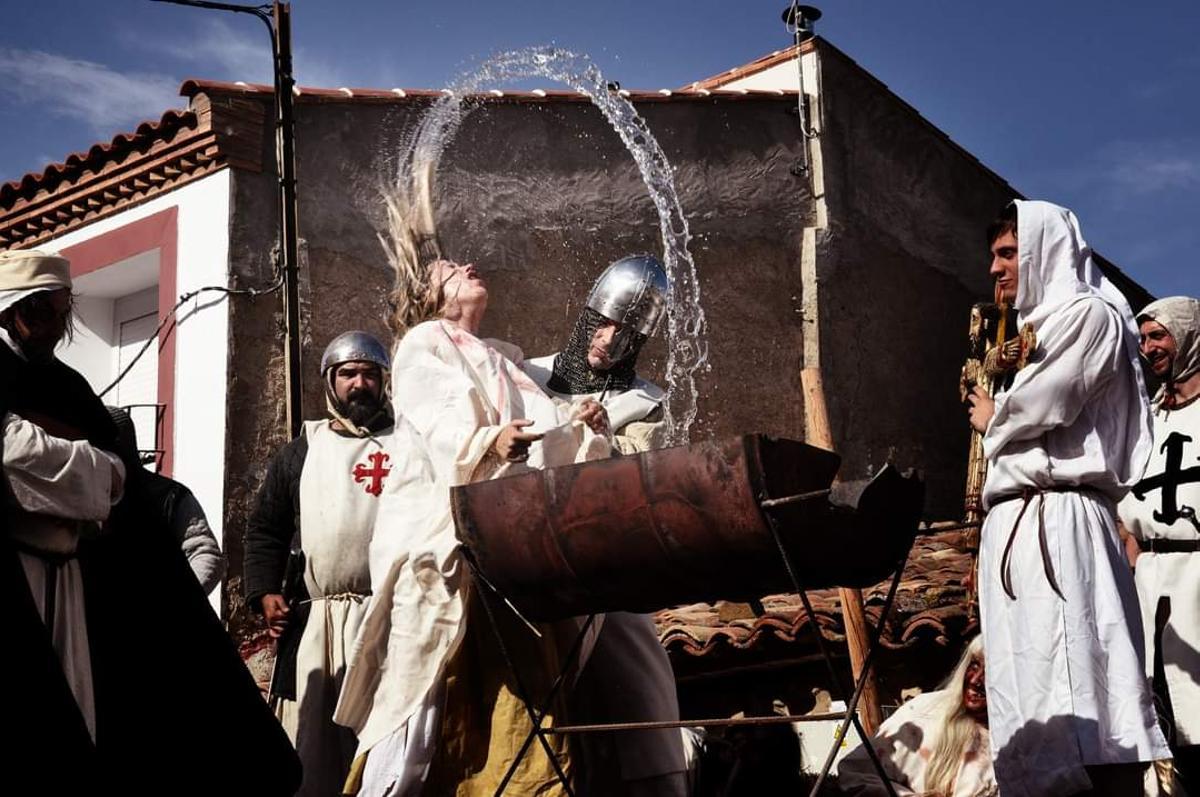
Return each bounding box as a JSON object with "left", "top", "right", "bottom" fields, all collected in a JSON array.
[
  {"left": 2, "top": 108, "right": 197, "bottom": 211},
  {"left": 179, "top": 77, "right": 798, "bottom": 102}
]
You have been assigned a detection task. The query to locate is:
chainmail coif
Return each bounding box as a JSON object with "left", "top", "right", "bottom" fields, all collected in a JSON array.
[{"left": 547, "top": 308, "right": 647, "bottom": 395}]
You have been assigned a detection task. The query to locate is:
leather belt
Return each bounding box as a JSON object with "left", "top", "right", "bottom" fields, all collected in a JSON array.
[
  {"left": 990, "top": 486, "right": 1105, "bottom": 601},
  {"left": 1137, "top": 538, "right": 1200, "bottom": 554}
]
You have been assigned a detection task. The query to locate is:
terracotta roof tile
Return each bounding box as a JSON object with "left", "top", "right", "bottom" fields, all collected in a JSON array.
[
  {"left": 654, "top": 526, "right": 979, "bottom": 659},
  {"left": 179, "top": 78, "right": 800, "bottom": 104},
  {"left": 1, "top": 109, "right": 196, "bottom": 212}
]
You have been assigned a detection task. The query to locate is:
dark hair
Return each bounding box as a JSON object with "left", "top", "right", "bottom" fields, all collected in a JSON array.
[
  {"left": 986, "top": 202, "right": 1018, "bottom": 246},
  {"left": 0, "top": 289, "right": 77, "bottom": 343}
]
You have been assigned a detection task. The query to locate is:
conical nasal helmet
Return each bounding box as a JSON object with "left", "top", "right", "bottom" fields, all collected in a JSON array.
[{"left": 586, "top": 254, "right": 668, "bottom": 363}]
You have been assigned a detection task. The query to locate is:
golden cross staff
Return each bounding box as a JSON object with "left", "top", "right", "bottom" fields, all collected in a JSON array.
[{"left": 959, "top": 296, "right": 1036, "bottom": 609}]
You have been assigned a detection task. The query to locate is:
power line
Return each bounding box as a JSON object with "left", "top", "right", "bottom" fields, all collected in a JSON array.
[{"left": 97, "top": 275, "right": 283, "bottom": 399}]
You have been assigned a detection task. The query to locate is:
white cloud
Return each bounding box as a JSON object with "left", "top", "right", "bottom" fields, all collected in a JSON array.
[
  {"left": 0, "top": 48, "right": 182, "bottom": 134},
  {"left": 171, "top": 18, "right": 274, "bottom": 83},
  {"left": 139, "top": 17, "right": 355, "bottom": 89},
  {"left": 1105, "top": 145, "right": 1200, "bottom": 196},
  {"left": 1048, "top": 139, "right": 1200, "bottom": 200}
]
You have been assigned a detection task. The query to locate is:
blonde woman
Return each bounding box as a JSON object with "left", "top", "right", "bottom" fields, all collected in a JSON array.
[
  {"left": 838, "top": 636, "right": 997, "bottom": 797},
  {"left": 336, "top": 226, "right": 611, "bottom": 795}
]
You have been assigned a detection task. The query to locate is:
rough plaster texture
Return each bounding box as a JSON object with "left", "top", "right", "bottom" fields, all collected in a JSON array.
[{"left": 221, "top": 94, "right": 815, "bottom": 645}]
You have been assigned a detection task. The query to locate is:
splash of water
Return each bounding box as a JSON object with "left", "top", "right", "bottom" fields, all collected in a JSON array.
[{"left": 393, "top": 46, "right": 709, "bottom": 444}]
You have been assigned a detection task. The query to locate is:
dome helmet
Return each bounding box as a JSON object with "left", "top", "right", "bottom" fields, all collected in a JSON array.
[{"left": 320, "top": 331, "right": 390, "bottom": 393}]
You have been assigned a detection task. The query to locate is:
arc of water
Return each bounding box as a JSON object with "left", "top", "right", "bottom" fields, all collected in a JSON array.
[{"left": 390, "top": 46, "right": 709, "bottom": 444}]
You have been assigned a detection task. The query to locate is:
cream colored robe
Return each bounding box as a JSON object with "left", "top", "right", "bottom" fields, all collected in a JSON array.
[
  {"left": 335, "top": 320, "right": 608, "bottom": 793},
  {"left": 3, "top": 411, "right": 124, "bottom": 742},
  {"left": 290, "top": 419, "right": 392, "bottom": 796}
]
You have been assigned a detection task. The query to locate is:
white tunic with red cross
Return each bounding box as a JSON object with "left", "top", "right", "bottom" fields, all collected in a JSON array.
[{"left": 293, "top": 418, "right": 393, "bottom": 797}]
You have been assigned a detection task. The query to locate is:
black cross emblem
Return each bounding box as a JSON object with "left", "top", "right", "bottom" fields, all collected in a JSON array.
[{"left": 1131, "top": 432, "right": 1200, "bottom": 524}]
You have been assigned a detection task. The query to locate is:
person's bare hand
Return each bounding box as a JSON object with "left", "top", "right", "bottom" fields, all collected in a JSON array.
[
  {"left": 494, "top": 420, "right": 544, "bottom": 462},
  {"left": 571, "top": 399, "right": 610, "bottom": 435},
  {"left": 1118, "top": 522, "right": 1140, "bottom": 570},
  {"left": 261, "top": 593, "right": 290, "bottom": 639},
  {"left": 966, "top": 385, "right": 995, "bottom": 434}
]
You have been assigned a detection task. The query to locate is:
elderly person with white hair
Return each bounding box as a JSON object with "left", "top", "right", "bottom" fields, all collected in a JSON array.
[{"left": 838, "top": 636, "right": 997, "bottom": 797}]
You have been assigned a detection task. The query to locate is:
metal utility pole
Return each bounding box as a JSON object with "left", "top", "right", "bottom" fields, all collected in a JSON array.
[
  {"left": 150, "top": 0, "right": 304, "bottom": 439},
  {"left": 272, "top": 2, "right": 303, "bottom": 439}
]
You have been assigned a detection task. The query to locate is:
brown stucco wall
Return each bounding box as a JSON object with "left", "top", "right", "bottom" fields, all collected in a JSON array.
[
  {"left": 810, "top": 40, "right": 1151, "bottom": 519},
  {"left": 813, "top": 42, "right": 1021, "bottom": 519},
  {"left": 220, "top": 93, "right": 817, "bottom": 652}
]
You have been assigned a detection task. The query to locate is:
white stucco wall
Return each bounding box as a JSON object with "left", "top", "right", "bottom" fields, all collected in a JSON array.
[
  {"left": 713, "top": 49, "right": 820, "bottom": 94},
  {"left": 46, "top": 171, "right": 233, "bottom": 609}
]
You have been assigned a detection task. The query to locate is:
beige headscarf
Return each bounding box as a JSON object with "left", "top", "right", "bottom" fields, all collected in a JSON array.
[
  {"left": 0, "top": 249, "right": 72, "bottom": 314},
  {"left": 1138, "top": 296, "right": 1200, "bottom": 403}
]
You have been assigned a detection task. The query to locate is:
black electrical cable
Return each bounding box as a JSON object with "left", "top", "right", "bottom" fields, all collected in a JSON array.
[{"left": 97, "top": 274, "right": 283, "bottom": 399}]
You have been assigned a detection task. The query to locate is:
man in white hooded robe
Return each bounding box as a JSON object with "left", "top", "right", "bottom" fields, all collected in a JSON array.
[{"left": 964, "top": 200, "right": 1170, "bottom": 797}]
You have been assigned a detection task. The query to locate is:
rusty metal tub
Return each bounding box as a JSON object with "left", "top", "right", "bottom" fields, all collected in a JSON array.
[{"left": 451, "top": 434, "right": 923, "bottom": 621}]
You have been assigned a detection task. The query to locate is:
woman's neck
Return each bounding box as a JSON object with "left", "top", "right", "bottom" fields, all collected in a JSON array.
[{"left": 441, "top": 304, "right": 484, "bottom": 337}]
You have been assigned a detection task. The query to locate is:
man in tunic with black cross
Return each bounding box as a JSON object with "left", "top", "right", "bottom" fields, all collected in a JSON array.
[
  {"left": 1119, "top": 296, "right": 1200, "bottom": 793},
  {"left": 244, "top": 330, "right": 395, "bottom": 796}
]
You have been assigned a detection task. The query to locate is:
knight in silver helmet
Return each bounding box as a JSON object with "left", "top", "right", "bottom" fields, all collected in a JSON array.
[
  {"left": 527, "top": 254, "right": 670, "bottom": 454},
  {"left": 244, "top": 329, "right": 396, "bottom": 796},
  {"left": 522, "top": 254, "right": 688, "bottom": 797},
  {"left": 320, "top": 330, "right": 392, "bottom": 436}
]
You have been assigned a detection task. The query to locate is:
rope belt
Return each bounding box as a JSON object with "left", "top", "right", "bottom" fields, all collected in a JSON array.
[
  {"left": 1137, "top": 538, "right": 1200, "bottom": 553},
  {"left": 990, "top": 486, "right": 1106, "bottom": 601},
  {"left": 301, "top": 592, "right": 370, "bottom": 672},
  {"left": 302, "top": 592, "right": 370, "bottom": 604}
]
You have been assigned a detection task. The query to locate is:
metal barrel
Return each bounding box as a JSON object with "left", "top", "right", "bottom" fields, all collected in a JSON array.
[{"left": 451, "top": 434, "right": 923, "bottom": 621}]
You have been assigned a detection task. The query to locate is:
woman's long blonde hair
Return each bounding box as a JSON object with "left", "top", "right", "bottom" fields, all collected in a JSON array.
[
  {"left": 922, "top": 634, "right": 986, "bottom": 797},
  {"left": 381, "top": 147, "right": 446, "bottom": 340}
]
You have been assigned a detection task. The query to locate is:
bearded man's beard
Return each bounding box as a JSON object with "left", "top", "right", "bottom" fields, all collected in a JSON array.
[{"left": 341, "top": 389, "right": 383, "bottom": 426}]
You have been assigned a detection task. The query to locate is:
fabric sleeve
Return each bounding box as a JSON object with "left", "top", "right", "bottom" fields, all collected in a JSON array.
[
  {"left": 2, "top": 411, "right": 123, "bottom": 521},
  {"left": 172, "top": 487, "right": 226, "bottom": 596},
  {"left": 243, "top": 436, "right": 307, "bottom": 612},
  {"left": 392, "top": 322, "right": 505, "bottom": 486},
  {"left": 983, "top": 298, "right": 1125, "bottom": 457}
]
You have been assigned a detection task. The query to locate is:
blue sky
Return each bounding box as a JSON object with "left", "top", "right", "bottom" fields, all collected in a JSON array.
[{"left": 1, "top": 0, "right": 1196, "bottom": 298}]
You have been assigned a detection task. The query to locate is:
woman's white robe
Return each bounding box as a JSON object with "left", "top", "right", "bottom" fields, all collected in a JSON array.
[{"left": 335, "top": 320, "right": 607, "bottom": 794}]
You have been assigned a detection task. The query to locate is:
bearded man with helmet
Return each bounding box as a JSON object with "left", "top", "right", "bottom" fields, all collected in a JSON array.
[{"left": 244, "top": 329, "right": 395, "bottom": 796}]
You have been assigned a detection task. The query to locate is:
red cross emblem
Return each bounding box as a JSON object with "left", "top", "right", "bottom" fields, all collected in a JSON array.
[{"left": 352, "top": 451, "right": 392, "bottom": 496}]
